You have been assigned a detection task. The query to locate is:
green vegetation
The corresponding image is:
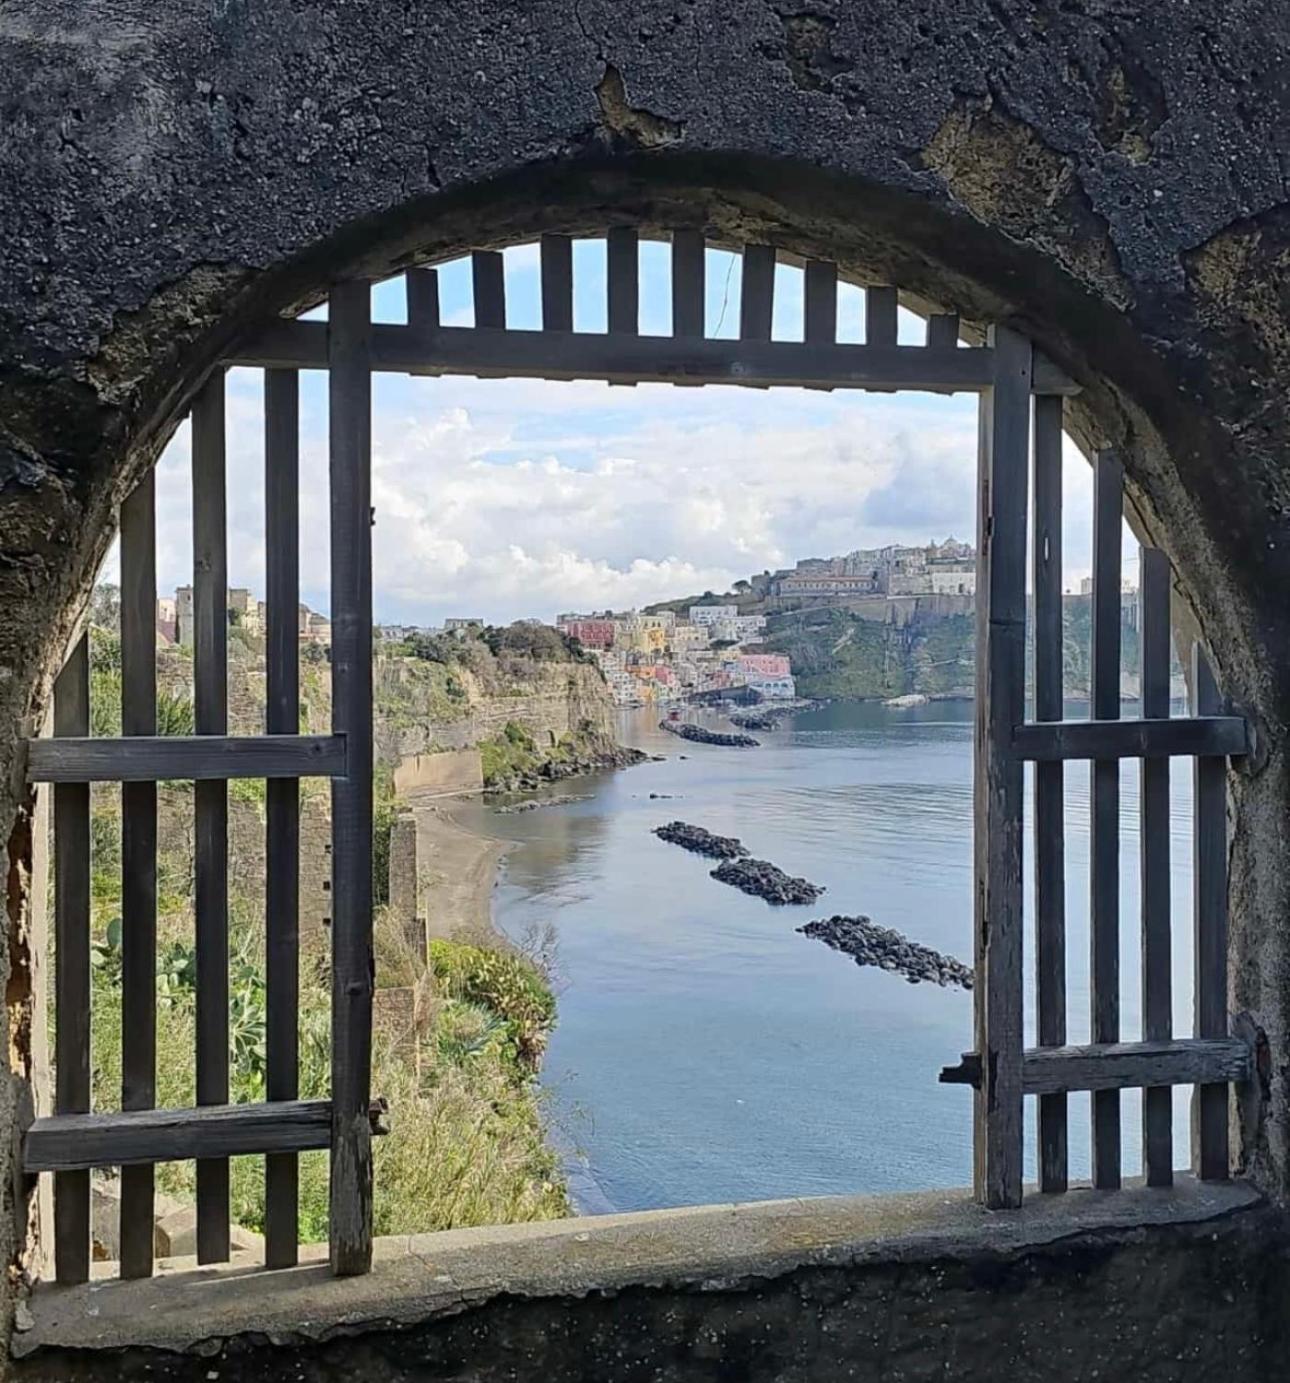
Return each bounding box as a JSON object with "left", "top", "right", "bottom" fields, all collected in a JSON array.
[
  {"left": 479, "top": 720, "right": 541, "bottom": 787},
  {"left": 763, "top": 595, "right": 1170, "bottom": 700},
  {"left": 69, "top": 605, "right": 570, "bottom": 1246},
  {"left": 430, "top": 939, "right": 556, "bottom": 1068}
]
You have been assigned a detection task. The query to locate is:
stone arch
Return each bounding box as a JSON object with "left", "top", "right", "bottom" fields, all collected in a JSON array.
[{"left": 4, "top": 4, "right": 1290, "bottom": 1309}]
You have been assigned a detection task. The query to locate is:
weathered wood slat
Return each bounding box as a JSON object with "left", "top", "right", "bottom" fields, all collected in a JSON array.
[
  {"left": 228, "top": 318, "right": 1079, "bottom": 393},
  {"left": 671, "top": 230, "right": 705, "bottom": 339},
  {"left": 927, "top": 313, "right": 960, "bottom": 350},
  {"left": 27, "top": 734, "right": 347, "bottom": 782},
  {"left": 1139, "top": 548, "right": 1173, "bottom": 1187},
  {"left": 1192, "top": 646, "right": 1230, "bottom": 1180},
  {"left": 1011, "top": 716, "right": 1247, "bottom": 763},
  {"left": 739, "top": 245, "right": 775, "bottom": 343},
  {"left": 471, "top": 251, "right": 505, "bottom": 330},
  {"left": 192, "top": 370, "right": 231, "bottom": 1263},
  {"left": 24, "top": 1100, "right": 389, "bottom": 1174},
  {"left": 972, "top": 326, "right": 1032, "bottom": 1209},
  {"left": 539, "top": 234, "right": 573, "bottom": 333},
  {"left": 328, "top": 279, "right": 376, "bottom": 1277},
  {"left": 1090, "top": 449, "right": 1123, "bottom": 1190},
  {"left": 803, "top": 261, "right": 837, "bottom": 345},
  {"left": 1031, "top": 393, "right": 1066, "bottom": 1194},
  {"left": 941, "top": 1038, "right": 1251, "bottom": 1096},
  {"left": 264, "top": 367, "right": 301, "bottom": 1269},
  {"left": 866, "top": 285, "right": 898, "bottom": 347},
  {"left": 119, "top": 471, "right": 157, "bottom": 1278},
  {"left": 607, "top": 228, "right": 639, "bottom": 337},
  {"left": 405, "top": 269, "right": 440, "bottom": 330},
  {"left": 53, "top": 633, "right": 91, "bottom": 1285}
]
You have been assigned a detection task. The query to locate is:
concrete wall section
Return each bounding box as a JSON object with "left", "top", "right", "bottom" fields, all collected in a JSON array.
[
  {"left": 12, "top": 1181, "right": 1280, "bottom": 1381},
  {"left": 393, "top": 748, "right": 484, "bottom": 798}
]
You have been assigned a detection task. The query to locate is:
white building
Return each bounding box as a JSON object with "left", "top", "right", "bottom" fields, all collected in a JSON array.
[
  {"left": 689, "top": 604, "right": 738, "bottom": 627},
  {"left": 747, "top": 674, "right": 797, "bottom": 699}
]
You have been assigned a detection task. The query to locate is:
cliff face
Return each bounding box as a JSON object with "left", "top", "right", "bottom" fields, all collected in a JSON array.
[
  {"left": 370, "top": 658, "right": 615, "bottom": 766},
  {"left": 174, "top": 626, "right": 623, "bottom": 777},
  {"left": 763, "top": 596, "right": 1183, "bottom": 701}
]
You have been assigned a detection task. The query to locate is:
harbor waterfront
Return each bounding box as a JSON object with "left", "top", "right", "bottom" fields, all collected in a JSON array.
[{"left": 450, "top": 699, "right": 1199, "bottom": 1215}]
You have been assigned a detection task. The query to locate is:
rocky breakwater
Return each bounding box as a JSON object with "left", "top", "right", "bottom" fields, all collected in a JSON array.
[
  {"left": 653, "top": 820, "right": 824, "bottom": 904},
  {"left": 799, "top": 915, "right": 973, "bottom": 989},
  {"left": 730, "top": 699, "right": 817, "bottom": 732},
  {"left": 652, "top": 821, "right": 747, "bottom": 859},
  {"left": 659, "top": 721, "right": 759, "bottom": 748},
  {"left": 711, "top": 857, "right": 825, "bottom": 905}
]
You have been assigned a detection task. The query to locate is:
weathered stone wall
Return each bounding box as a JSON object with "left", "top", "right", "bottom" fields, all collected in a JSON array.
[{"left": 4, "top": 0, "right": 1290, "bottom": 1354}]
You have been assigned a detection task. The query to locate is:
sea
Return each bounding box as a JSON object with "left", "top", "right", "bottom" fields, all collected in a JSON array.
[{"left": 450, "top": 699, "right": 1199, "bottom": 1214}]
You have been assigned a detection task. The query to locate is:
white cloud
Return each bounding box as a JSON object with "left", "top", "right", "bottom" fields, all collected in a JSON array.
[{"left": 123, "top": 364, "right": 1118, "bottom": 627}]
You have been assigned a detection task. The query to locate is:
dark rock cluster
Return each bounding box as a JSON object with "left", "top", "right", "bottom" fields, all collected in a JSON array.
[
  {"left": 798, "top": 915, "right": 973, "bottom": 989},
  {"left": 711, "top": 857, "right": 825, "bottom": 905},
  {"left": 730, "top": 701, "right": 814, "bottom": 732},
  {"left": 494, "top": 794, "right": 592, "bottom": 814},
  {"left": 658, "top": 721, "right": 759, "bottom": 748},
  {"left": 652, "top": 821, "right": 748, "bottom": 859}
]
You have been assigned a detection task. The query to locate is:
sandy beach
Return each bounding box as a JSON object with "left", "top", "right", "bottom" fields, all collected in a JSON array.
[{"left": 405, "top": 791, "right": 512, "bottom": 945}]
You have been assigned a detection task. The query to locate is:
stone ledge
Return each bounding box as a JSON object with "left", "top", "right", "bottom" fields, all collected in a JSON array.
[{"left": 15, "top": 1176, "right": 1261, "bottom": 1358}]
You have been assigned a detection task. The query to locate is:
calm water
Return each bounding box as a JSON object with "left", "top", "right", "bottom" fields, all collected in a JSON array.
[{"left": 452, "top": 700, "right": 1197, "bottom": 1213}]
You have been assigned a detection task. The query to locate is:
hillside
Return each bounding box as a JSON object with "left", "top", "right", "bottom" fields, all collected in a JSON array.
[{"left": 759, "top": 596, "right": 1171, "bottom": 701}]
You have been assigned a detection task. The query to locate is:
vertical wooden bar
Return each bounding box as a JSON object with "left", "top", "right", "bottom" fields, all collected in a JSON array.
[
  {"left": 803, "top": 261, "right": 838, "bottom": 344},
  {"left": 264, "top": 368, "right": 300, "bottom": 1268},
  {"left": 328, "top": 280, "right": 375, "bottom": 1275},
  {"left": 406, "top": 268, "right": 440, "bottom": 331},
  {"left": 53, "top": 633, "right": 90, "bottom": 1285},
  {"left": 607, "top": 228, "right": 639, "bottom": 336},
  {"left": 671, "top": 230, "right": 705, "bottom": 339},
  {"left": 192, "top": 371, "right": 230, "bottom": 1262},
  {"left": 1140, "top": 546, "right": 1173, "bottom": 1187},
  {"left": 119, "top": 472, "right": 157, "bottom": 1278},
  {"left": 865, "top": 286, "right": 898, "bottom": 346},
  {"left": 739, "top": 244, "right": 775, "bottom": 342},
  {"left": 540, "top": 235, "right": 573, "bottom": 332},
  {"left": 927, "top": 313, "right": 960, "bottom": 351},
  {"left": 1090, "top": 449, "right": 1123, "bottom": 1190},
  {"left": 471, "top": 251, "right": 506, "bottom": 330},
  {"left": 973, "top": 326, "right": 1032, "bottom": 1209},
  {"left": 1192, "top": 645, "right": 1229, "bottom": 1180},
  {"left": 1032, "top": 394, "right": 1067, "bottom": 1194}
]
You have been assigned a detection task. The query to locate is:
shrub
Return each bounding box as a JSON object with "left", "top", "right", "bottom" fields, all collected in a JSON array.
[{"left": 429, "top": 939, "right": 556, "bottom": 1068}]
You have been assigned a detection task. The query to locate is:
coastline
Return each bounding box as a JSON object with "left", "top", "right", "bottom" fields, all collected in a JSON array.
[
  {"left": 406, "top": 791, "right": 514, "bottom": 947},
  {"left": 406, "top": 785, "right": 622, "bottom": 1217}
]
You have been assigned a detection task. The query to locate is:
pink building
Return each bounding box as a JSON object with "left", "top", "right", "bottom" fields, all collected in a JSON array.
[
  {"left": 738, "top": 653, "right": 791, "bottom": 679},
  {"left": 640, "top": 664, "right": 675, "bottom": 686},
  {"left": 559, "top": 618, "right": 615, "bottom": 650}
]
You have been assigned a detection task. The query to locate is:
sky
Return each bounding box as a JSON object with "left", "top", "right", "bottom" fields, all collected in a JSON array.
[{"left": 100, "top": 240, "right": 1132, "bottom": 626}]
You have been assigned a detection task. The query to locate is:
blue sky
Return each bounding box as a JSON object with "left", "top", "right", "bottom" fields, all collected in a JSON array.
[{"left": 103, "top": 240, "right": 1126, "bottom": 625}]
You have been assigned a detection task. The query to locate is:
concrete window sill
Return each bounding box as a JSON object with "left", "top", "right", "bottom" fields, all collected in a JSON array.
[{"left": 14, "top": 1176, "right": 1263, "bottom": 1360}]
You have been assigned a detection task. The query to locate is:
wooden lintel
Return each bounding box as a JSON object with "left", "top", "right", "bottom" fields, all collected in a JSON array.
[
  {"left": 224, "top": 319, "right": 1081, "bottom": 396},
  {"left": 1012, "top": 717, "right": 1248, "bottom": 763},
  {"left": 26, "top": 734, "right": 347, "bottom": 783}
]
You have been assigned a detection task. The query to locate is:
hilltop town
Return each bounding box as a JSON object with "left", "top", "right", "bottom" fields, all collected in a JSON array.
[{"left": 142, "top": 534, "right": 1149, "bottom": 711}]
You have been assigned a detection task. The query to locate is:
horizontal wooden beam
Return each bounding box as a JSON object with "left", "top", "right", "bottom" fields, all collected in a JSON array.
[
  {"left": 23, "top": 1099, "right": 389, "bottom": 1173},
  {"left": 26, "top": 734, "right": 347, "bottom": 783},
  {"left": 1011, "top": 716, "right": 1248, "bottom": 763},
  {"left": 225, "top": 320, "right": 1080, "bottom": 395},
  {"left": 940, "top": 1037, "right": 1251, "bottom": 1096}
]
